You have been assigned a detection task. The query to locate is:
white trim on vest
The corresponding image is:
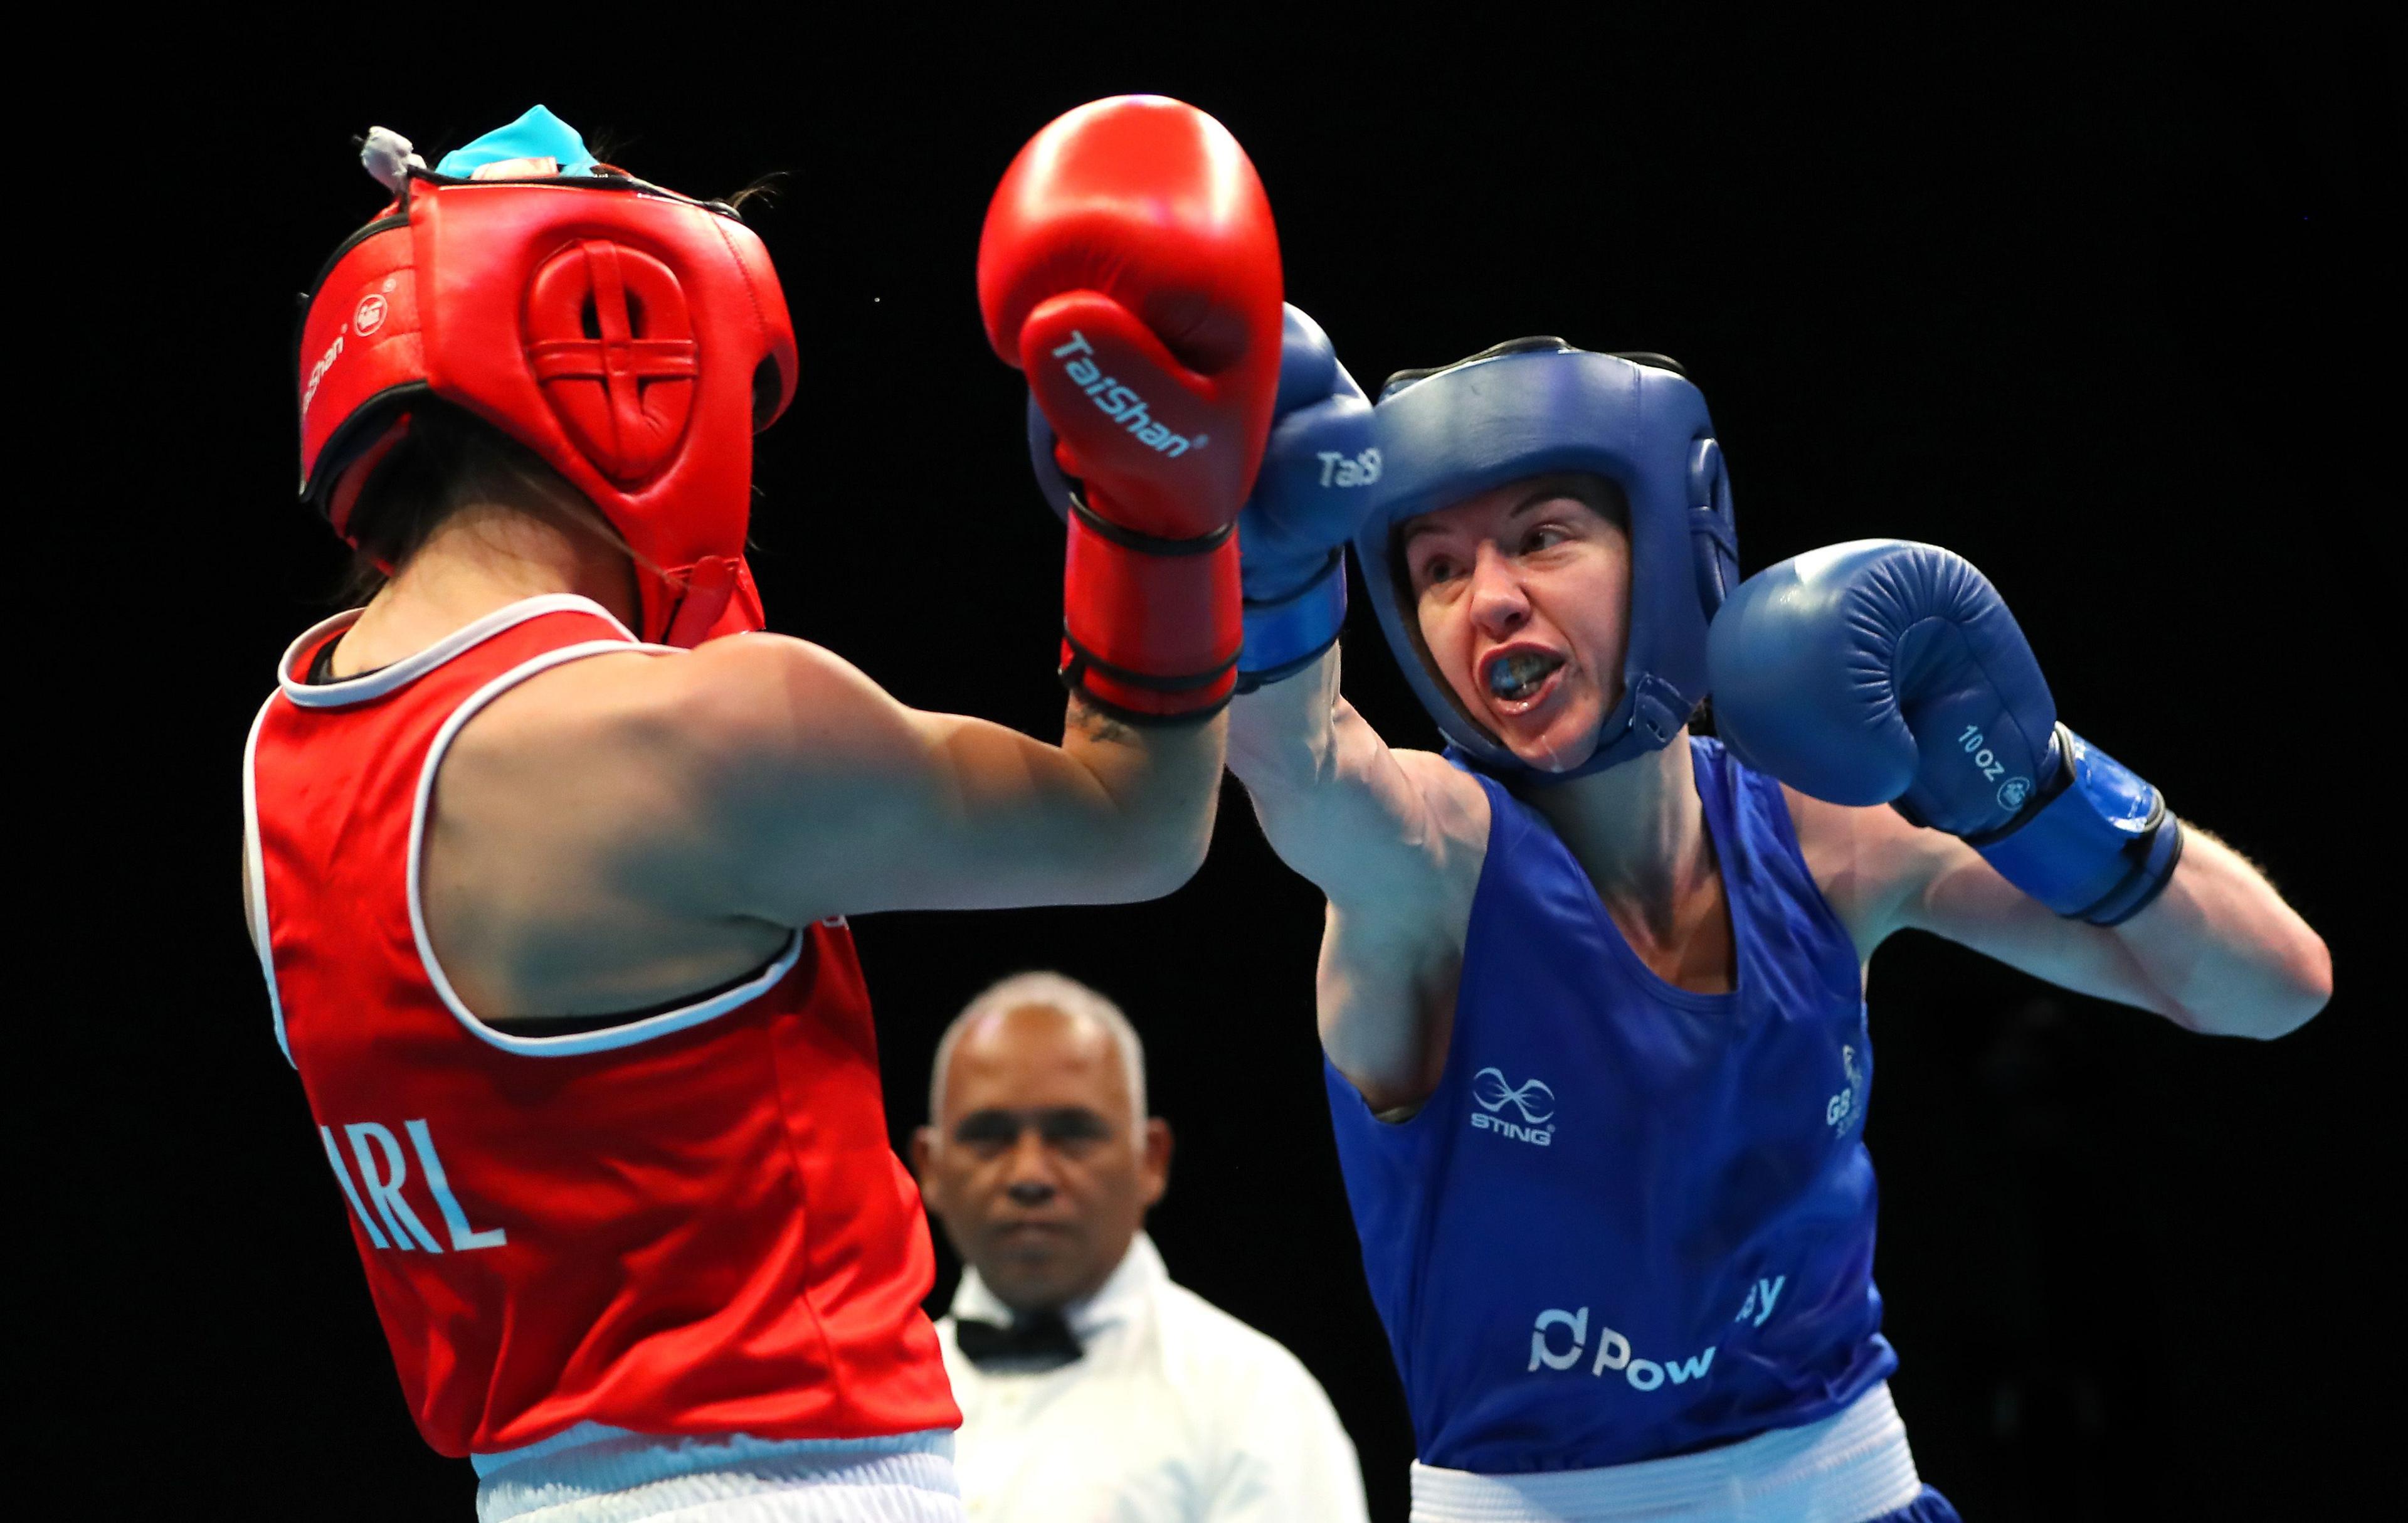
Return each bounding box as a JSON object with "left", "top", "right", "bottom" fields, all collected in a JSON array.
[
  {"left": 242, "top": 693, "right": 294, "bottom": 1068},
  {"left": 275, "top": 593, "right": 633, "bottom": 709},
  {"left": 251, "top": 593, "right": 640, "bottom": 1064},
  {"left": 403, "top": 638, "right": 805, "bottom": 1058}
]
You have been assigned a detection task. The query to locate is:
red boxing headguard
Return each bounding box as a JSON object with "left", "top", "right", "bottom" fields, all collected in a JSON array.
[{"left": 297, "top": 159, "right": 798, "bottom": 645}]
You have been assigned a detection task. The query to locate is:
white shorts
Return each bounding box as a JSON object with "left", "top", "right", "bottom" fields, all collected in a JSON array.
[
  {"left": 1408, "top": 1382, "right": 1923, "bottom": 1523},
  {"left": 471, "top": 1424, "right": 961, "bottom": 1523}
]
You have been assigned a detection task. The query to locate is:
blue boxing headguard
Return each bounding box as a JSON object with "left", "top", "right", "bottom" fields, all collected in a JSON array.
[{"left": 1353, "top": 339, "right": 1738, "bottom": 783}]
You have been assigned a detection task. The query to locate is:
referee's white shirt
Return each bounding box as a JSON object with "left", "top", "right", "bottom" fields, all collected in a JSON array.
[{"left": 937, "top": 1233, "right": 1369, "bottom": 1523}]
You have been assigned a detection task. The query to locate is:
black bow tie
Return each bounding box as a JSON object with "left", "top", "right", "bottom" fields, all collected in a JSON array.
[{"left": 956, "top": 1309, "right": 1084, "bottom": 1372}]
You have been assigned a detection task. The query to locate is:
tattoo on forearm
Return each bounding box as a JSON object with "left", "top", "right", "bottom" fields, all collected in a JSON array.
[{"left": 1068, "top": 696, "right": 1139, "bottom": 746}]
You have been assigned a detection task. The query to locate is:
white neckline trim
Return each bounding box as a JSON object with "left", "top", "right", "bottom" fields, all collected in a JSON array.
[
  {"left": 404, "top": 638, "right": 804, "bottom": 1058},
  {"left": 276, "top": 593, "right": 634, "bottom": 709}
]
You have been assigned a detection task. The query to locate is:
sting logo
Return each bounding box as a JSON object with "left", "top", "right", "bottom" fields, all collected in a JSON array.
[{"left": 1470, "top": 1066, "right": 1557, "bottom": 1146}]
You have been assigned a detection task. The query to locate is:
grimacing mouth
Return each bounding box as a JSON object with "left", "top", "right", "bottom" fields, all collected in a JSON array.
[{"left": 1482, "top": 648, "right": 1565, "bottom": 703}]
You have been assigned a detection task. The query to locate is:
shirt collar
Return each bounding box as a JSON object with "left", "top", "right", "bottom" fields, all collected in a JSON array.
[{"left": 951, "top": 1232, "right": 1164, "bottom": 1342}]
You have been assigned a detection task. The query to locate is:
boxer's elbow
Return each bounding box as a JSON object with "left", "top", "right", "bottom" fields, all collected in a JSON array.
[
  {"left": 2175, "top": 934, "right": 2333, "bottom": 1041},
  {"left": 1067, "top": 721, "right": 1223, "bottom": 904},
  {"left": 1087, "top": 800, "right": 1214, "bottom": 903},
  {"left": 2252, "top": 933, "right": 2334, "bottom": 1039}
]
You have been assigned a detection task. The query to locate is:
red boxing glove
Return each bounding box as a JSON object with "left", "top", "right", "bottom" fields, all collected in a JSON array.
[{"left": 978, "top": 95, "right": 1284, "bottom": 721}]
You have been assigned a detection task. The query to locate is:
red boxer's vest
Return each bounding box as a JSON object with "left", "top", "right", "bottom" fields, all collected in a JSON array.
[{"left": 243, "top": 595, "right": 958, "bottom": 1457}]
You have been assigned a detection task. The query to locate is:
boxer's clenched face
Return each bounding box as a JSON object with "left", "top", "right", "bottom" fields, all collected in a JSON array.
[
  {"left": 913, "top": 1003, "right": 1171, "bottom": 1315},
  {"left": 1403, "top": 472, "right": 1633, "bottom": 772}
]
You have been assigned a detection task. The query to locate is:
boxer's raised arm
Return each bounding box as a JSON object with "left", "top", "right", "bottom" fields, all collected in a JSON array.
[
  {"left": 1717, "top": 540, "right": 2331, "bottom": 1039},
  {"left": 1218, "top": 305, "right": 1488, "bottom": 923},
  {"left": 1210, "top": 307, "right": 1487, "bottom": 1107},
  {"left": 1227, "top": 643, "right": 1486, "bottom": 922},
  {"left": 1228, "top": 644, "right": 1488, "bottom": 1110},
  {"left": 644, "top": 98, "right": 1286, "bottom": 921},
  {"left": 672, "top": 634, "right": 1223, "bottom": 915}
]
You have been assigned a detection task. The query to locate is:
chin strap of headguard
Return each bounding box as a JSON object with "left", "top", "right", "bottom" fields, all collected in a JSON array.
[{"left": 660, "top": 555, "right": 766, "bottom": 646}]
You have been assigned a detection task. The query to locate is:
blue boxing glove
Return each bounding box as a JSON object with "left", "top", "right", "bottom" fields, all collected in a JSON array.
[
  {"left": 1233, "top": 305, "right": 1380, "bottom": 687},
  {"left": 1024, "top": 304, "right": 1377, "bottom": 689},
  {"left": 1706, "top": 540, "right": 2184, "bottom": 925}
]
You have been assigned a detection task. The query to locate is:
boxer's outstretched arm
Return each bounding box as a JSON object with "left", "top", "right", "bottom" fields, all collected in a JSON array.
[
  {"left": 671, "top": 633, "right": 1225, "bottom": 918},
  {"left": 1226, "top": 643, "right": 1489, "bottom": 1108},
  {"left": 413, "top": 624, "right": 1222, "bottom": 1022}
]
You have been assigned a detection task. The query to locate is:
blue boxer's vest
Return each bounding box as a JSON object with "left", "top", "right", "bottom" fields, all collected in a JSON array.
[{"left": 1325, "top": 737, "right": 1896, "bottom": 1472}]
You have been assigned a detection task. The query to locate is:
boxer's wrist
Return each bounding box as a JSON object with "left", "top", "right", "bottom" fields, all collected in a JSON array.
[
  {"left": 1065, "top": 494, "right": 1235, "bottom": 560},
  {"left": 1061, "top": 505, "right": 1243, "bottom": 723},
  {"left": 1228, "top": 307, "right": 1376, "bottom": 694},
  {"left": 1967, "top": 723, "right": 2185, "bottom": 925},
  {"left": 1237, "top": 549, "right": 1346, "bottom": 693}
]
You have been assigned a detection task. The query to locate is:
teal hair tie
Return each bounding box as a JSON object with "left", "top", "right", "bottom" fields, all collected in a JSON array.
[{"left": 435, "top": 104, "right": 597, "bottom": 179}]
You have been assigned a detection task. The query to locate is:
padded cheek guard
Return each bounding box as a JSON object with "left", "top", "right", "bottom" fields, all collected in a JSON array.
[
  {"left": 1352, "top": 341, "right": 1738, "bottom": 783},
  {"left": 296, "top": 166, "right": 798, "bottom": 647}
]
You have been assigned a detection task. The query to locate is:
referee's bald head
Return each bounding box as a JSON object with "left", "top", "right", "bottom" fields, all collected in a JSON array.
[{"left": 927, "top": 970, "right": 1148, "bottom": 1137}]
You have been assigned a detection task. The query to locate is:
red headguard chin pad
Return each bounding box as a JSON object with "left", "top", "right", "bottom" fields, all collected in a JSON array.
[{"left": 296, "top": 171, "right": 798, "bottom": 645}]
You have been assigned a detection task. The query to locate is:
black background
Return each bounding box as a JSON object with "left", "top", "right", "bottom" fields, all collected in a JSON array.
[{"left": 51, "top": 13, "right": 2385, "bottom": 1519}]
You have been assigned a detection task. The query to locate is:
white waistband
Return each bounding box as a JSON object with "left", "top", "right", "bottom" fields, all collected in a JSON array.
[
  {"left": 1409, "top": 1383, "right": 1920, "bottom": 1523},
  {"left": 472, "top": 1424, "right": 958, "bottom": 1523}
]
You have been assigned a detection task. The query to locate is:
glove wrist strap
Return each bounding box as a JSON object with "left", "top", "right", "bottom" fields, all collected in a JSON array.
[
  {"left": 1061, "top": 505, "right": 1242, "bottom": 724},
  {"left": 1067, "top": 494, "right": 1236, "bottom": 558},
  {"left": 1235, "top": 551, "right": 1347, "bottom": 693},
  {"left": 1973, "top": 724, "right": 2184, "bottom": 925}
]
